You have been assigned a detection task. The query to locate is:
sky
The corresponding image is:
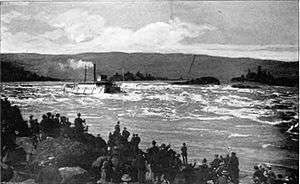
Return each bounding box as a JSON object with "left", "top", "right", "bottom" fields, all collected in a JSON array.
[{"left": 0, "top": 1, "right": 298, "bottom": 61}]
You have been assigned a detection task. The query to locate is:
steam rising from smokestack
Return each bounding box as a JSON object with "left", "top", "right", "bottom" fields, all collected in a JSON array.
[
  {"left": 68, "top": 59, "right": 93, "bottom": 69},
  {"left": 58, "top": 59, "right": 94, "bottom": 70}
]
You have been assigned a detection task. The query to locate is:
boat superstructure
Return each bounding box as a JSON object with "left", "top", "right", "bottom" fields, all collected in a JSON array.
[{"left": 63, "top": 64, "right": 121, "bottom": 94}]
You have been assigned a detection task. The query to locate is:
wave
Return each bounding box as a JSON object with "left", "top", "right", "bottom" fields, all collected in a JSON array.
[
  {"left": 186, "top": 128, "right": 210, "bottom": 131},
  {"left": 91, "top": 92, "right": 143, "bottom": 102},
  {"left": 262, "top": 144, "right": 273, "bottom": 148},
  {"left": 146, "top": 94, "right": 187, "bottom": 103},
  {"left": 228, "top": 133, "right": 251, "bottom": 138},
  {"left": 202, "top": 106, "right": 289, "bottom": 125}
]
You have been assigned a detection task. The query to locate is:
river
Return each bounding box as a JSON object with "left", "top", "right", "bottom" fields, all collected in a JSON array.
[{"left": 1, "top": 81, "right": 298, "bottom": 183}]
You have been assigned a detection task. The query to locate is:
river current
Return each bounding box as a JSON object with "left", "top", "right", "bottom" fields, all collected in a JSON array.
[{"left": 1, "top": 81, "right": 298, "bottom": 183}]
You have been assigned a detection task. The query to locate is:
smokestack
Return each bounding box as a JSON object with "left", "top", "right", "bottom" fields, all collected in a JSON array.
[
  {"left": 84, "top": 65, "right": 87, "bottom": 83},
  {"left": 93, "top": 63, "right": 96, "bottom": 82}
]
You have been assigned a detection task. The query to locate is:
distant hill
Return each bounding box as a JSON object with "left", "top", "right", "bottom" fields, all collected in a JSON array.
[
  {"left": 0, "top": 52, "right": 298, "bottom": 83},
  {"left": 1, "top": 61, "right": 60, "bottom": 82}
]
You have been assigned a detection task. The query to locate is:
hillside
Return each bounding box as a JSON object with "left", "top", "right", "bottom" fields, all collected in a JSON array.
[
  {"left": 1, "top": 61, "right": 60, "bottom": 82},
  {"left": 0, "top": 52, "right": 298, "bottom": 82}
]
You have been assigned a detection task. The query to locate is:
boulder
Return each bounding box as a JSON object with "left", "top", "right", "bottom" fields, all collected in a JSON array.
[
  {"left": 59, "top": 167, "right": 92, "bottom": 184},
  {"left": 1, "top": 163, "right": 14, "bottom": 182},
  {"left": 36, "top": 165, "right": 62, "bottom": 184},
  {"left": 31, "top": 137, "right": 89, "bottom": 171}
]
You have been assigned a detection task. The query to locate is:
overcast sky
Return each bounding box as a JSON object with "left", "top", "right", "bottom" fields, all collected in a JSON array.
[{"left": 1, "top": 1, "right": 298, "bottom": 61}]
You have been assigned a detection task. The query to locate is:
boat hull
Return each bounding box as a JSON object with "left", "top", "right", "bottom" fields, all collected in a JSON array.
[{"left": 63, "top": 84, "right": 105, "bottom": 94}]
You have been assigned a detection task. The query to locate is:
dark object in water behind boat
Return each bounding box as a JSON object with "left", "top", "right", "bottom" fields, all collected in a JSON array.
[
  {"left": 231, "top": 83, "right": 260, "bottom": 89},
  {"left": 172, "top": 77, "right": 220, "bottom": 85}
]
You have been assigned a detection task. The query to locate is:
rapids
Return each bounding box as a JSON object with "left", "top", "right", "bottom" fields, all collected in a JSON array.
[{"left": 1, "top": 81, "right": 298, "bottom": 183}]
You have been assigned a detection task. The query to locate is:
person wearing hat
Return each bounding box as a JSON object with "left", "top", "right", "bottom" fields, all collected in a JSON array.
[
  {"left": 136, "top": 151, "right": 146, "bottom": 183},
  {"left": 28, "top": 115, "right": 34, "bottom": 129},
  {"left": 122, "top": 127, "right": 130, "bottom": 141},
  {"left": 40, "top": 114, "right": 52, "bottom": 139},
  {"left": 228, "top": 152, "right": 239, "bottom": 184},
  {"left": 147, "top": 140, "right": 160, "bottom": 182},
  {"left": 74, "top": 113, "right": 86, "bottom": 134},
  {"left": 29, "top": 115, "right": 40, "bottom": 139},
  {"left": 46, "top": 112, "right": 52, "bottom": 118},
  {"left": 198, "top": 158, "right": 209, "bottom": 184},
  {"left": 181, "top": 143, "right": 188, "bottom": 165},
  {"left": 54, "top": 114, "right": 60, "bottom": 127},
  {"left": 60, "top": 116, "right": 71, "bottom": 127}
]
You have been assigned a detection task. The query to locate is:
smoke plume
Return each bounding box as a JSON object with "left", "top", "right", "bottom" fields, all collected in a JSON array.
[{"left": 59, "top": 59, "right": 94, "bottom": 70}]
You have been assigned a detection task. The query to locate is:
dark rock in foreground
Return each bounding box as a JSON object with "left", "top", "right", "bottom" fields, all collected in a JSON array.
[{"left": 172, "top": 77, "right": 220, "bottom": 85}]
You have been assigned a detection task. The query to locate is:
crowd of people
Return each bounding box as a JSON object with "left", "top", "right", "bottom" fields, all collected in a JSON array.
[
  {"left": 252, "top": 164, "right": 297, "bottom": 184},
  {"left": 1, "top": 98, "right": 298, "bottom": 184}
]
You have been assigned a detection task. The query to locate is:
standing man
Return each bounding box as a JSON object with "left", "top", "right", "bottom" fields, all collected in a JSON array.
[
  {"left": 228, "top": 152, "right": 239, "bottom": 184},
  {"left": 181, "top": 143, "right": 188, "bottom": 165},
  {"left": 122, "top": 127, "right": 130, "bottom": 141},
  {"left": 74, "top": 113, "right": 86, "bottom": 133}
]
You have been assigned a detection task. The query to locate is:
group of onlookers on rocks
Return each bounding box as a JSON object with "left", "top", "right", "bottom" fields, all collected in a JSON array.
[
  {"left": 252, "top": 164, "right": 297, "bottom": 184},
  {"left": 1, "top": 98, "right": 298, "bottom": 184}
]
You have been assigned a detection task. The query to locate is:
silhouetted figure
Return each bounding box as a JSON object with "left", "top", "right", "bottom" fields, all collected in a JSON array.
[
  {"left": 147, "top": 140, "right": 160, "bottom": 183},
  {"left": 96, "top": 134, "right": 107, "bottom": 151},
  {"left": 60, "top": 116, "right": 71, "bottom": 127},
  {"left": 225, "top": 154, "right": 230, "bottom": 166},
  {"left": 29, "top": 115, "right": 39, "bottom": 135},
  {"left": 122, "top": 127, "right": 130, "bottom": 140},
  {"left": 253, "top": 165, "right": 264, "bottom": 183},
  {"left": 40, "top": 114, "right": 52, "bottom": 138},
  {"left": 74, "top": 113, "right": 86, "bottom": 133},
  {"left": 182, "top": 162, "right": 196, "bottom": 184},
  {"left": 228, "top": 152, "right": 239, "bottom": 184},
  {"left": 199, "top": 158, "right": 209, "bottom": 184},
  {"left": 148, "top": 140, "right": 159, "bottom": 159},
  {"left": 115, "top": 121, "right": 120, "bottom": 134},
  {"left": 54, "top": 114, "right": 60, "bottom": 128},
  {"left": 135, "top": 134, "right": 141, "bottom": 146},
  {"left": 135, "top": 151, "right": 146, "bottom": 183},
  {"left": 101, "top": 161, "right": 112, "bottom": 182},
  {"left": 181, "top": 143, "right": 188, "bottom": 165},
  {"left": 131, "top": 134, "right": 141, "bottom": 154},
  {"left": 111, "top": 166, "right": 122, "bottom": 183},
  {"left": 211, "top": 154, "right": 221, "bottom": 170}
]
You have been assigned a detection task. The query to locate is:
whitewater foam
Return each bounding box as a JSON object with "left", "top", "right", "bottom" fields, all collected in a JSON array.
[{"left": 228, "top": 133, "right": 251, "bottom": 138}]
